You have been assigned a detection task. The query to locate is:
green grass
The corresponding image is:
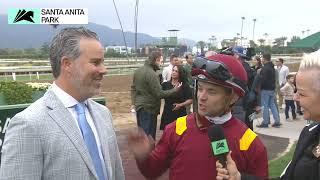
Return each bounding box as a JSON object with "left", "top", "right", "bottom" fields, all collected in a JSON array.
[{"left": 268, "top": 142, "right": 297, "bottom": 178}]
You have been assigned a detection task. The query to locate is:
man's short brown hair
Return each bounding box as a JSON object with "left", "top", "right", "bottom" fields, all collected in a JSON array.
[
  {"left": 262, "top": 53, "right": 271, "bottom": 61},
  {"left": 149, "top": 51, "right": 162, "bottom": 62},
  {"left": 278, "top": 58, "right": 284, "bottom": 63},
  {"left": 170, "top": 54, "right": 178, "bottom": 61}
]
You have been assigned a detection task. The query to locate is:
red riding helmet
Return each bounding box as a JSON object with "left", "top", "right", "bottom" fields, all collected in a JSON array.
[{"left": 191, "top": 54, "right": 248, "bottom": 97}]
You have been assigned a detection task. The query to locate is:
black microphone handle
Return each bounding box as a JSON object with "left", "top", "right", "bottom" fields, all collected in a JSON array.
[{"left": 216, "top": 154, "right": 227, "bottom": 168}]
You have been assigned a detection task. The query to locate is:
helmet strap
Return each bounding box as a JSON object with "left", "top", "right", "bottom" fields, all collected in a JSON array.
[
  {"left": 192, "top": 79, "right": 199, "bottom": 113},
  {"left": 218, "top": 90, "right": 239, "bottom": 117}
]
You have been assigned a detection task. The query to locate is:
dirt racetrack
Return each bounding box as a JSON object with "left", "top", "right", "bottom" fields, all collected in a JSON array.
[
  {"left": 100, "top": 74, "right": 169, "bottom": 179},
  {"left": 101, "top": 75, "right": 132, "bottom": 113}
]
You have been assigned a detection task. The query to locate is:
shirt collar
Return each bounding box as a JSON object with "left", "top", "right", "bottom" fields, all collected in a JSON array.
[
  {"left": 51, "top": 82, "right": 88, "bottom": 108},
  {"left": 205, "top": 112, "right": 232, "bottom": 125}
]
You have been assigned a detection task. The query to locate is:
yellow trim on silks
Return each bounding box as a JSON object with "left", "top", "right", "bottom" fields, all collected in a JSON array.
[
  {"left": 239, "top": 128, "right": 257, "bottom": 151},
  {"left": 175, "top": 116, "right": 187, "bottom": 135}
]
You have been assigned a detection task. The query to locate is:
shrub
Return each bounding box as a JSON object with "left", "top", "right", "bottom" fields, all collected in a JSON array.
[{"left": 0, "top": 81, "right": 34, "bottom": 105}]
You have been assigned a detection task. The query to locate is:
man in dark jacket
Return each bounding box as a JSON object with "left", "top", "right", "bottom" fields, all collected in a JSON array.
[
  {"left": 131, "top": 51, "right": 180, "bottom": 139},
  {"left": 256, "top": 53, "right": 281, "bottom": 128}
]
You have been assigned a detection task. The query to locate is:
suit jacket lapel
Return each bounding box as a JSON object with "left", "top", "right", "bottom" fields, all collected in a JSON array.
[
  {"left": 87, "top": 101, "right": 113, "bottom": 179},
  {"left": 44, "top": 90, "right": 98, "bottom": 179}
]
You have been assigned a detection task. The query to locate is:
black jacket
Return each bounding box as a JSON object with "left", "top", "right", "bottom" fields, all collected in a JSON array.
[
  {"left": 280, "top": 123, "right": 320, "bottom": 180},
  {"left": 260, "top": 62, "right": 276, "bottom": 91}
]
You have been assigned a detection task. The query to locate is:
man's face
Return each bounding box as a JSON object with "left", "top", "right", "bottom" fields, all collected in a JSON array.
[
  {"left": 197, "top": 81, "right": 233, "bottom": 117},
  {"left": 155, "top": 56, "right": 163, "bottom": 67},
  {"left": 253, "top": 58, "right": 259, "bottom": 66},
  {"left": 171, "top": 57, "right": 179, "bottom": 66},
  {"left": 186, "top": 55, "right": 193, "bottom": 65},
  {"left": 294, "top": 70, "right": 320, "bottom": 121},
  {"left": 262, "top": 57, "right": 268, "bottom": 65},
  {"left": 69, "top": 38, "right": 106, "bottom": 100},
  {"left": 275, "top": 60, "right": 282, "bottom": 66}
]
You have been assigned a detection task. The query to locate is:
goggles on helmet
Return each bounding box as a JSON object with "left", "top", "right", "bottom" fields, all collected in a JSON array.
[
  {"left": 191, "top": 57, "right": 247, "bottom": 95},
  {"left": 192, "top": 57, "right": 231, "bottom": 82}
]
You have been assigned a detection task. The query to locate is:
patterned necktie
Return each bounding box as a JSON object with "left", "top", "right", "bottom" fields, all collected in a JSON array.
[{"left": 75, "top": 103, "right": 106, "bottom": 180}]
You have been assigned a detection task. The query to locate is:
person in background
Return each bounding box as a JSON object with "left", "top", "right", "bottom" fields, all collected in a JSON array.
[
  {"left": 276, "top": 58, "right": 290, "bottom": 109},
  {"left": 162, "top": 54, "right": 179, "bottom": 82},
  {"left": 127, "top": 54, "right": 268, "bottom": 180},
  {"left": 131, "top": 51, "right": 181, "bottom": 139},
  {"left": 177, "top": 57, "right": 184, "bottom": 65},
  {"left": 244, "top": 56, "right": 264, "bottom": 129},
  {"left": 232, "top": 46, "right": 257, "bottom": 129},
  {"left": 251, "top": 55, "right": 263, "bottom": 108},
  {"left": 183, "top": 53, "right": 194, "bottom": 114},
  {"left": 0, "top": 27, "right": 125, "bottom": 180},
  {"left": 216, "top": 49, "right": 320, "bottom": 180},
  {"left": 183, "top": 53, "right": 194, "bottom": 88},
  {"left": 252, "top": 56, "right": 263, "bottom": 71},
  {"left": 160, "top": 65, "right": 192, "bottom": 130},
  {"left": 280, "top": 74, "right": 297, "bottom": 121},
  {"left": 256, "top": 53, "right": 281, "bottom": 128}
]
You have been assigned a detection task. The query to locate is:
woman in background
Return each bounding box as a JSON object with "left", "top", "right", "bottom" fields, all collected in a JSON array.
[
  {"left": 252, "top": 56, "right": 263, "bottom": 71},
  {"left": 160, "top": 65, "right": 192, "bottom": 130}
]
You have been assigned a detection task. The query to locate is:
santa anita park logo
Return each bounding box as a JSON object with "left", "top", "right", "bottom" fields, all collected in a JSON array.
[{"left": 8, "top": 8, "right": 88, "bottom": 25}]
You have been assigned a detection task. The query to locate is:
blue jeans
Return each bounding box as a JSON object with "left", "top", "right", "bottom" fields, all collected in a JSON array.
[
  {"left": 136, "top": 109, "right": 157, "bottom": 139},
  {"left": 285, "top": 100, "right": 296, "bottom": 119},
  {"left": 261, "top": 90, "right": 280, "bottom": 125}
]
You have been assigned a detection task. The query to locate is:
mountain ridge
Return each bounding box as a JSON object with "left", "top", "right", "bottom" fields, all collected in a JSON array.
[{"left": 0, "top": 14, "right": 196, "bottom": 48}]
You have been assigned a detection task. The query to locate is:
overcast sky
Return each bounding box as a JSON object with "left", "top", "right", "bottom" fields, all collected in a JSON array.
[{"left": 1, "top": 0, "right": 319, "bottom": 42}]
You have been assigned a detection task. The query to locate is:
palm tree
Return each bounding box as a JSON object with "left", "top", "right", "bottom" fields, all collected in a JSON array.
[
  {"left": 208, "top": 35, "right": 217, "bottom": 50},
  {"left": 231, "top": 37, "right": 238, "bottom": 47},
  {"left": 197, "top": 41, "right": 206, "bottom": 54},
  {"left": 252, "top": 19, "right": 257, "bottom": 41},
  {"left": 236, "top": 33, "right": 240, "bottom": 45},
  {"left": 240, "top": 17, "right": 245, "bottom": 45},
  {"left": 258, "top": 39, "right": 265, "bottom": 46},
  {"left": 290, "top": 36, "right": 300, "bottom": 43},
  {"left": 249, "top": 40, "right": 257, "bottom": 48},
  {"left": 221, "top": 39, "right": 229, "bottom": 47},
  {"left": 263, "top": 33, "right": 269, "bottom": 45},
  {"left": 273, "top": 37, "right": 287, "bottom": 47}
]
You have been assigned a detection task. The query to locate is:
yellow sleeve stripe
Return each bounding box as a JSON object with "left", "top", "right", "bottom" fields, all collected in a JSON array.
[
  {"left": 239, "top": 128, "right": 257, "bottom": 151},
  {"left": 175, "top": 116, "right": 187, "bottom": 135}
]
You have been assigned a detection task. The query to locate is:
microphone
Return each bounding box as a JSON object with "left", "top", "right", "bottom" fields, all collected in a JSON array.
[{"left": 207, "top": 125, "right": 230, "bottom": 168}]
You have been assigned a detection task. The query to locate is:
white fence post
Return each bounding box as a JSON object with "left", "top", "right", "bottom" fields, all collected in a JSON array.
[{"left": 12, "top": 72, "right": 16, "bottom": 81}]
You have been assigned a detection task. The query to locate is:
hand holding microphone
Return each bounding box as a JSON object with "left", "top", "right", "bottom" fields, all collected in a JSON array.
[{"left": 216, "top": 152, "right": 241, "bottom": 180}]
